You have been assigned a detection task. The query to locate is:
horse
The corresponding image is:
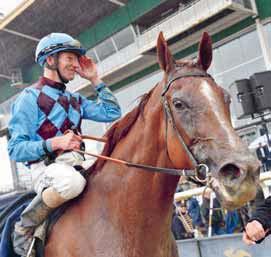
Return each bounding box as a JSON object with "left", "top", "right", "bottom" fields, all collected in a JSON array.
[{"left": 44, "top": 32, "right": 260, "bottom": 257}]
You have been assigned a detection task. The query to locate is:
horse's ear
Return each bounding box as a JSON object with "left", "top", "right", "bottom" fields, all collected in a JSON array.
[
  {"left": 157, "top": 32, "right": 174, "bottom": 72},
  {"left": 197, "top": 32, "right": 212, "bottom": 71}
]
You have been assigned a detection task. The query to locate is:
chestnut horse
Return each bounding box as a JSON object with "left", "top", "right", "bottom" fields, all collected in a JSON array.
[{"left": 44, "top": 32, "right": 260, "bottom": 257}]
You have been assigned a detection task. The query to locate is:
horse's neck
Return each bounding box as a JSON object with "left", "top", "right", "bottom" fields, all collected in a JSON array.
[
  {"left": 90, "top": 87, "right": 179, "bottom": 218},
  {"left": 80, "top": 100, "right": 178, "bottom": 251}
]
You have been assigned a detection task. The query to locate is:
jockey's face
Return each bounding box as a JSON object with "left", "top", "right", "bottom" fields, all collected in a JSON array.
[{"left": 57, "top": 52, "right": 80, "bottom": 81}]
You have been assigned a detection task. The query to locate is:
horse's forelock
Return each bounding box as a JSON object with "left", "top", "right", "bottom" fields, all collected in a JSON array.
[{"left": 175, "top": 59, "right": 200, "bottom": 70}]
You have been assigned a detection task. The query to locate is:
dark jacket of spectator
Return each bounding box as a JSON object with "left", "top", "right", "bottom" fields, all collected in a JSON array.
[
  {"left": 172, "top": 212, "right": 194, "bottom": 240},
  {"left": 256, "top": 143, "right": 270, "bottom": 171},
  {"left": 187, "top": 197, "right": 203, "bottom": 227},
  {"left": 225, "top": 210, "right": 241, "bottom": 234},
  {"left": 201, "top": 197, "right": 225, "bottom": 235},
  {"left": 249, "top": 196, "right": 271, "bottom": 238},
  {"left": 172, "top": 202, "right": 194, "bottom": 240}
]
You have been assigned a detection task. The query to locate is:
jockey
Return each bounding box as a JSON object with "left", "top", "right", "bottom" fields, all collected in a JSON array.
[{"left": 8, "top": 32, "right": 121, "bottom": 256}]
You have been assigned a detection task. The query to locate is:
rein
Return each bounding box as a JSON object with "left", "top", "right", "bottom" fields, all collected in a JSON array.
[
  {"left": 81, "top": 134, "right": 107, "bottom": 143},
  {"left": 74, "top": 149, "right": 209, "bottom": 183}
]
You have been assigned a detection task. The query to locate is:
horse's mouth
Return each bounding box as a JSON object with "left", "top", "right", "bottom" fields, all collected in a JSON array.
[
  {"left": 210, "top": 175, "right": 258, "bottom": 210},
  {"left": 192, "top": 141, "right": 260, "bottom": 209}
]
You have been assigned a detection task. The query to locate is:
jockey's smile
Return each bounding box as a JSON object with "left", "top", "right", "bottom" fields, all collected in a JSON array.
[{"left": 57, "top": 52, "right": 80, "bottom": 82}]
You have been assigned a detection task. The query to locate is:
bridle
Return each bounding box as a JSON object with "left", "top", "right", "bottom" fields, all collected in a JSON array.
[
  {"left": 76, "top": 69, "right": 214, "bottom": 184},
  {"left": 162, "top": 69, "right": 212, "bottom": 168}
]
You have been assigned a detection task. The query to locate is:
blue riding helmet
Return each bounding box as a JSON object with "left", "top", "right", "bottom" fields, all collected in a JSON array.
[{"left": 35, "top": 33, "right": 86, "bottom": 66}]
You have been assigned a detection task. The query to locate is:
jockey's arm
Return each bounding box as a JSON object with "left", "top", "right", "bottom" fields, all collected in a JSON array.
[
  {"left": 80, "top": 82, "right": 121, "bottom": 122},
  {"left": 8, "top": 89, "right": 52, "bottom": 162},
  {"left": 8, "top": 83, "right": 121, "bottom": 163},
  {"left": 8, "top": 90, "right": 82, "bottom": 162},
  {"left": 75, "top": 56, "right": 121, "bottom": 122}
]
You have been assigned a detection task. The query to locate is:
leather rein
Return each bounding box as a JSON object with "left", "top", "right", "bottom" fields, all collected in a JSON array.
[{"left": 76, "top": 70, "right": 213, "bottom": 183}]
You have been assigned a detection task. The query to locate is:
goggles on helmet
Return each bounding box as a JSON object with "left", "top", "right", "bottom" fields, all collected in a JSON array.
[{"left": 37, "top": 39, "right": 83, "bottom": 60}]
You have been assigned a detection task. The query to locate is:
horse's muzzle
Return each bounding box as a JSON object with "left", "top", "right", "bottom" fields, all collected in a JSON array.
[{"left": 217, "top": 160, "right": 260, "bottom": 194}]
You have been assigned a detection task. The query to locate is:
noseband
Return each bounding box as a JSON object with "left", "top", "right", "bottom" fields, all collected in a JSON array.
[{"left": 162, "top": 69, "right": 213, "bottom": 179}]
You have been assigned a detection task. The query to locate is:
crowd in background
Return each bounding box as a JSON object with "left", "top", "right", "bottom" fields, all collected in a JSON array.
[{"left": 171, "top": 181, "right": 266, "bottom": 241}]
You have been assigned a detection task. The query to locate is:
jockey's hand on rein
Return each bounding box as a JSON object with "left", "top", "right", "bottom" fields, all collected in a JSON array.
[{"left": 51, "top": 130, "right": 82, "bottom": 151}]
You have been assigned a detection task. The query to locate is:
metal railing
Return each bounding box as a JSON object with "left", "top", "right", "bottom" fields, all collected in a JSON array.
[{"left": 176, "top": 233, "right": 271, "bottom": 257}]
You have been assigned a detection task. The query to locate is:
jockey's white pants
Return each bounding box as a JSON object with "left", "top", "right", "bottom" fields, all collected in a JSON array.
[{"left": 30, "top": 152, "right": 88, "bottom": 200}]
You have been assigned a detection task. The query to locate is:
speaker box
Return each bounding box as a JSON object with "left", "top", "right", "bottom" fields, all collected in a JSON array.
[
  {"left": 250, "top": 71, "right": 271, "bottom": 112},
  {"left": 229, "top": 79, "right": 256, "bottom": 119}
]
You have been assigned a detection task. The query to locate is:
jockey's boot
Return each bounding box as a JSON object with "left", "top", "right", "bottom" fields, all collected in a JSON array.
[{"left": 13, "top": 188, "right": 66, "bottom": 257}]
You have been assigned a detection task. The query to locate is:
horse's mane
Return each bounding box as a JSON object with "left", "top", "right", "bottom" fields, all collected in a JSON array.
[{"left": 89, "top": 85, "right": 157, "bottom": 173}]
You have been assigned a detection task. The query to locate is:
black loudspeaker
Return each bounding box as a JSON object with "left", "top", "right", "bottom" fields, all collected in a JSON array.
[
  {"left": 250, "top": 71, "right": 271, "bottom": 112},
  {"left": 229, "top": 79, "right": 256, "bottom": 119}
]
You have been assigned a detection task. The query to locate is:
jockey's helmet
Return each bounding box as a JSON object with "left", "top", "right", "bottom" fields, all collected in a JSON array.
[{"left": 35, "top": 33, "right": 86, "bottom": 66}]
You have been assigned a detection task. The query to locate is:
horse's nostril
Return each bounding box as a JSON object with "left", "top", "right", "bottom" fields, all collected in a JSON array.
[{"left": 219, "top": 164, "right": 241, "bottom": 180}]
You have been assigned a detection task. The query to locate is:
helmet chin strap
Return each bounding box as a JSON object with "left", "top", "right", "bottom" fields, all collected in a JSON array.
[{"left": 46, "top": 54, "right": 69, "bottom": 84}]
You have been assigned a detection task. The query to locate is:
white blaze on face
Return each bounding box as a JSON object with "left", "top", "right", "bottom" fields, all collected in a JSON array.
[{"left": 199, "top": 80, "right": 235, "bottom": 146}]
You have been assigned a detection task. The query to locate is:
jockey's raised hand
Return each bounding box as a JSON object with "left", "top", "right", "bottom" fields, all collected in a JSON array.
[
  {"left": 51, "top": 131, "right": 82, "bottom": 151},
  {"left": 75, "top": 56, "right": 102, "bottom": 86}
]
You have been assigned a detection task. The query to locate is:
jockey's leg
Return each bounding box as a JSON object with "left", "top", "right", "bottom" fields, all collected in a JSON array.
[
  {"left": 13, "top": 193, "right": 52, "bottom": 257},
  {"left": 13, "top": 162, "right": 86, "bottom": 257}
]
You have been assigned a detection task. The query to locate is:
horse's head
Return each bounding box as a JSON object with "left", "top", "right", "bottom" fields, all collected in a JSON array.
[{"left": 157, "top": 32, "right": 260, "bottom": 209}]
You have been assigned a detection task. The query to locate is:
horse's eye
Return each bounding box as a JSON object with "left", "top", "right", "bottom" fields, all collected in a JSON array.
[{"left": 173, "top": 99, "right": 186, "bottom": 110}]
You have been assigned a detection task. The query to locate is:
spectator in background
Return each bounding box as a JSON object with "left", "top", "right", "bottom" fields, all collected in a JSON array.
[
  {"left": 187, "top": 197, "right": 204, "bottom": 233},
  {"left": 239, "top": 185, "right": 266, "bottom": 232},
  {"left": 266, "top": 141, "right": 271, "bottom": 170},
  {"left": 225, "top": 209, "right": 242, "bottom": 234},
  {"left": 256, "top": 142, "right": 270, "bottom": 172},
  {"left": 201, "top": 189, "right": 226, "bottom": 236},
  {"left": 250, "top": 185, "right": 266, "bottom": 214},
  {"left": 172, "top": 201, "right": 194, "bottom": 240},
  {"left": 243, "top": 195, "right": 271, "bottom": 245}
]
